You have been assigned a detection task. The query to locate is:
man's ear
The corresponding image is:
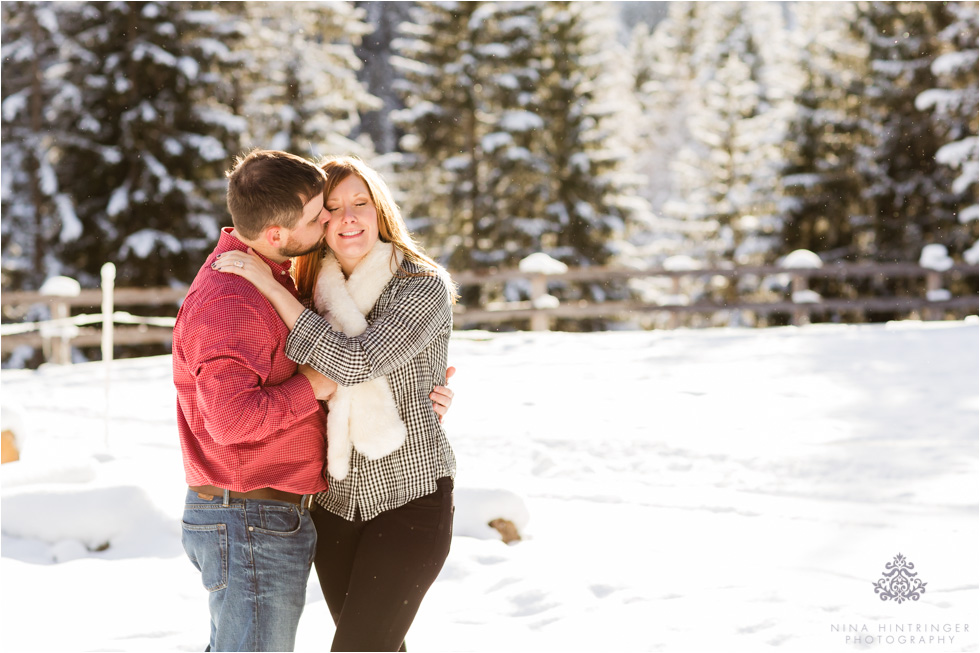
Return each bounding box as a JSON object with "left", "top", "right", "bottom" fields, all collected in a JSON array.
[{"left": 263, "top": 225, "right": 285, "bottom": 248}]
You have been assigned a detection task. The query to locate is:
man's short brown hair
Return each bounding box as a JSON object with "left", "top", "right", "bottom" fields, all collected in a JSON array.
[{"left": 226, "top": 150, "right": 326, "bottom": 240}]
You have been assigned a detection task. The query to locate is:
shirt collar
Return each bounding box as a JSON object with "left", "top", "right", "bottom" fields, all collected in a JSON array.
[{"left": 216, "top": 227, "right": 293, "bottom": 277}]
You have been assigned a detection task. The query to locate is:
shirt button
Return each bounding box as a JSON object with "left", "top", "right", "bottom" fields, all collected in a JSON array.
[
  {"left": 280, "top": 270, "right": 287, "bottom": 276},
  {"left": 248, "top": 526, "right": 254, "bottom": 531},
  {"left": 351, "top": 467, "right": 358, "bottom": 473}
]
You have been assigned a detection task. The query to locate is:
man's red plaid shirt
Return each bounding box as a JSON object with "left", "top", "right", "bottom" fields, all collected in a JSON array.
[{"left": 173, "top": 228, "right": 327, "bottom": 494}]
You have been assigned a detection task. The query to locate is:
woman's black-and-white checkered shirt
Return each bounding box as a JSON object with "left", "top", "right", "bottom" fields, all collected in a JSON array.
[{"left": 285, "top": 259, "right": 456, "bottom": 521}]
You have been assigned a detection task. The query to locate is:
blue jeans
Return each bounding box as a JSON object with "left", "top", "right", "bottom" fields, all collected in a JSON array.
[{"left": 181, "top": 489, "right": 317, "bottom": 652}]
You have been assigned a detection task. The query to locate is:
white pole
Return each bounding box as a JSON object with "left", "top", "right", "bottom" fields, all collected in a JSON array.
[{"left": 101, "top": 262, "right": 116, "bottom": 450}]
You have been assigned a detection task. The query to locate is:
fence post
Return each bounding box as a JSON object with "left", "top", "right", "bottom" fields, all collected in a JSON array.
[
  {"left": 924, "top": 271, "right": 942, "bottom": 321},
  {"left": 101, "top": 263, "right": 116, "bottom": 363},
  {"left": 791, "top": 274, "right": 809, "bottom": 326},
  {"left": 39, "top": 276, "right": 81, "bottom": 364},
  {"left": 529, "top": 274, "right": 549, "bottom": 331},
  {"left": 519, "top": 253, "right": 568, "bottom": 332},
  {"left": 101, "top": 263, "right": 116, "bottom": 449},
  {"left": 780, "top": 249, "right": 823, "bottom": 327},
  {"left": 669, "top": 276, "right": 682, "bottom": 329},
  {"left": 919, "top": 244, "right": 953, "bottom": 321}
]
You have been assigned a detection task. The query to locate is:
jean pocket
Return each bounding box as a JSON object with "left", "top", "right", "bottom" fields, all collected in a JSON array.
[
  {"left": 181, "top": 522, "right": 228, "bottom": 592},
  {"left": 253, "top": 504, "right": 302, "bottom": 536}
]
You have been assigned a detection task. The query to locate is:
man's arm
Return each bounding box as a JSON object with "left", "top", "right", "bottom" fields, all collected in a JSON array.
[
  {"left": 430, "top": 366, "right": 456, "bottom": 422},
  {"left": 185, "top": 295, "right": 327, "bottom": 446}
]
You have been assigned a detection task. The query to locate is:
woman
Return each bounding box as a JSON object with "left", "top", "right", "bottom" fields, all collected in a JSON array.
[{"left": 213, "top": 155, "right": 457, "bottom": 652}]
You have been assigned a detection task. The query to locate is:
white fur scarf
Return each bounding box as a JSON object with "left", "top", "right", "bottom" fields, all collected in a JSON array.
[{"left": 313, "top": 240, "right": 407, "bottom": 481}]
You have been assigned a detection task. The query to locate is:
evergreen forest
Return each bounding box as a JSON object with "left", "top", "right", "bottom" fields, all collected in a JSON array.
[{"left": 2, "top": 1, "right": 978, "bottom": 342}]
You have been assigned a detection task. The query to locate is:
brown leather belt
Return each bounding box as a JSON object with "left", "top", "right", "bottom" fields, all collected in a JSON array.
[{"left": 190, "top": 484, "right": 311, "bottom": 508}]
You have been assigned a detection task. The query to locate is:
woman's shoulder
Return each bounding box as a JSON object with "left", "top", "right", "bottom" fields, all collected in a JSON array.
[
  {"left": 394, "top": 258, "right": 456, "bottom": 300},
  {"left": 396, "top": 256, "right": 430, "bottom": 273},
  {"left": 398, "top": 258, "right": 450, "bottom": 282}
]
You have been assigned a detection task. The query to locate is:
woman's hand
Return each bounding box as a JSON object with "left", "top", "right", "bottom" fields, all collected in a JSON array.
[
  {"left": 212, "top": 247, "right": 306, "bottom": 329},
  {"left": 430, "top": 366, "right": 456, "bottom": 423},
  {"left": 211, "top": 248, "right": 277, "bottom": 291}
]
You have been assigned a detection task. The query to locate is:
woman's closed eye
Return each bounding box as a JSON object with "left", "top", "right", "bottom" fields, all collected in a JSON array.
[{"left": 329, "top": 203, "right": 368, "bottom": 212}]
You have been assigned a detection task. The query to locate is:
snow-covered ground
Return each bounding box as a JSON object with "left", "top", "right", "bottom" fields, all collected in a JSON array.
[{"left": 1, "top": 320, "right": 978, "bottom": 652}]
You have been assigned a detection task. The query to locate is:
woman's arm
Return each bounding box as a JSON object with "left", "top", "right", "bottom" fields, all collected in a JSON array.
[
  {"left": 287, "top": 273, "right": 453, "bottom": 387},
  {"left": 214, "top": 249, "right": 454, "bottom": 392},
  {"left": 212, "top": 249, "right": 305, "bottom": 329}
]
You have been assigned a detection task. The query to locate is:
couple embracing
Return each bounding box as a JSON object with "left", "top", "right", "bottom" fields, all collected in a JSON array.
[{"left": 173, "top": 150, "right": 458, "bottom": 652}]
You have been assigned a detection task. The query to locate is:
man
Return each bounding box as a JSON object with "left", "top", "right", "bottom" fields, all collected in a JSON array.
[{"left": 173, "top": 150, "right": 452, "bottom": 651}]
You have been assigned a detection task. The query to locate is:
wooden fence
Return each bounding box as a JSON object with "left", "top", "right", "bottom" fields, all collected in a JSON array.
[
  {"left": 1, "top": 286, "right": 182, "bottom": 363},
  {"left": 452, "top": 261, "right": 979, "bottom": 330},
  {"left": 1, "top": 261, "right": 977, "bottom": 364}
]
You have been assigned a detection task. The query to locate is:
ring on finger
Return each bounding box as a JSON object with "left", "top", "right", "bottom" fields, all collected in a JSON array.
[{"left": 235, "top": 260, "right": 244, "bottom": 268}]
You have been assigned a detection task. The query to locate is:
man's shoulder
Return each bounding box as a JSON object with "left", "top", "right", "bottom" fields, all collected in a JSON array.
[{"left": 179, "top": 269, "right": 278, "bottom": 328}]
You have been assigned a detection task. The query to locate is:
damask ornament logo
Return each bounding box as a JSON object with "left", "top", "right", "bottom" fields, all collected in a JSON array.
[{"left": 872, "top": 553, "right": 927, "bottom": 603}]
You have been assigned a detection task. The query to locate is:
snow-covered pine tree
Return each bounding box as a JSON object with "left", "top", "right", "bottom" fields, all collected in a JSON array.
[
  {"left": 780, "top": 2, "right": 870, "bottom": 261},
  {"left": 915, "top": 0, "right": 979, "bottom": 255},
  {"left": 467, "top": 2, "right": 552, "bottom": 270},
  {"left": 851, "top": 1, "right": 958, "bottom": 262},
  {"left": 623, "top": 2, "right": 707, "bottom": 268},
  {"left": 53, "top": 1, "right": 245, "bottom": 288},
  {"left": 537, "top": 1, "right": 637, "bottom": 271},
  {"left": 391, "top": 1, "right": 481, "bottom": 267},
  {"left": 1, "top": 2, "right": 80, "bottom": 289},
  {"left": 667, "top": 2, "right": 791, "bottom": 267},
  {"left": 235, "top": 1, "right": 379, "bottom": 160},
  {"left": 628, "top": 4, "right": 696, "bottom": 218},
  {"left": 355, "top": 1, "right": 415, "bottom": 155},
  {"left": 394, "top": 2, "right": 638, "bottom": 273}
]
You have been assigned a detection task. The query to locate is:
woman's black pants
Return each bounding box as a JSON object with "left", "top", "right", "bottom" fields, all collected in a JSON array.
[{"left": 311, "top": 477, "right": 454, "bottom": 652}]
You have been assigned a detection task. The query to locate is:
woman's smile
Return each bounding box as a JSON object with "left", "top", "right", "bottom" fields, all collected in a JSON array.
[{"left": 324, "top": 174, "right": 380, "bottom": 276}]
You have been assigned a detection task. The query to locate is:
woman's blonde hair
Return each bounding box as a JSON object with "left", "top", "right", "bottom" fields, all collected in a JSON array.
[{"left": 293, "top": 155, "right": 458, "bottom": 304}]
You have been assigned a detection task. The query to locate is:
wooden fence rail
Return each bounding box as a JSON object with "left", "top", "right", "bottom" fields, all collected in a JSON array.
[
  {"left": 452, "top": 261, "right": 979, "bottom": 329},
  {"left": 1, "top": 261, "right": 977, "bottom": 363}
]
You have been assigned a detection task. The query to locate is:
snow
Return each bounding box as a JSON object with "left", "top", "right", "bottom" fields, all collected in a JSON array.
[
  {"left": 1, "top": 89, "right": 28, "bottom": 121},
  {"left": 657, "top": 294, "right": 690, "bottom": 306},
  {"left": 498, "top": 110, "right": 545, "bottom": 132},
  {"left": 780, "top": 249, "right": 823, "bottom": 269},
  {"left": 518, "top": 252, "right": 568, "bottom": 275},
  {"left": 919, "top": 244, "right": 954, "bottom": 272},
  {"left": 106, "top": 185, "right": 130, "bottom": 217},
  {"left": 1, "top": 321, "right": 977, "bottom": 651},
  {"left": 482, "top": 131, "right": 513, "bottom": 152},
  {"left": 55, "top": 193, "right": 82, "bottom": 243},
  {"left": 121, "top": 229, "right": 183, "bottom": 259},
  {"left": 530, "top": 293, "right": 560, "bottom": 310},
  {"left": 960, "top": 204, "right": 980, "bottom": 224},
  {"left": 791, "top": 289, "right": 822, "bottom": 304},
  {"left": 965, "top": 241, "right": 980, "bottom": 266},
  {"left": 914, "top": 88, "right": 960, "bottom": 114},
  {"left": 38, "top": 158, "right": 57, "bottom": 196},
  {"left": 132, "top": 42, "right": 178, "bottom": 69},
  {"left": 39, "top": 276, "right": 81, "bottom": 297},
  {"left": 931, "top": 49, "right": 979, "bottom": 76},
  {"left": 454, "top": 487, "right": 530, "bottom": 541},
  {"left": 936, "top": 137, "right": 977, "bottom": 168},
  {"left": 663, "top": 255, "right": 701, "bottom": 271}
]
